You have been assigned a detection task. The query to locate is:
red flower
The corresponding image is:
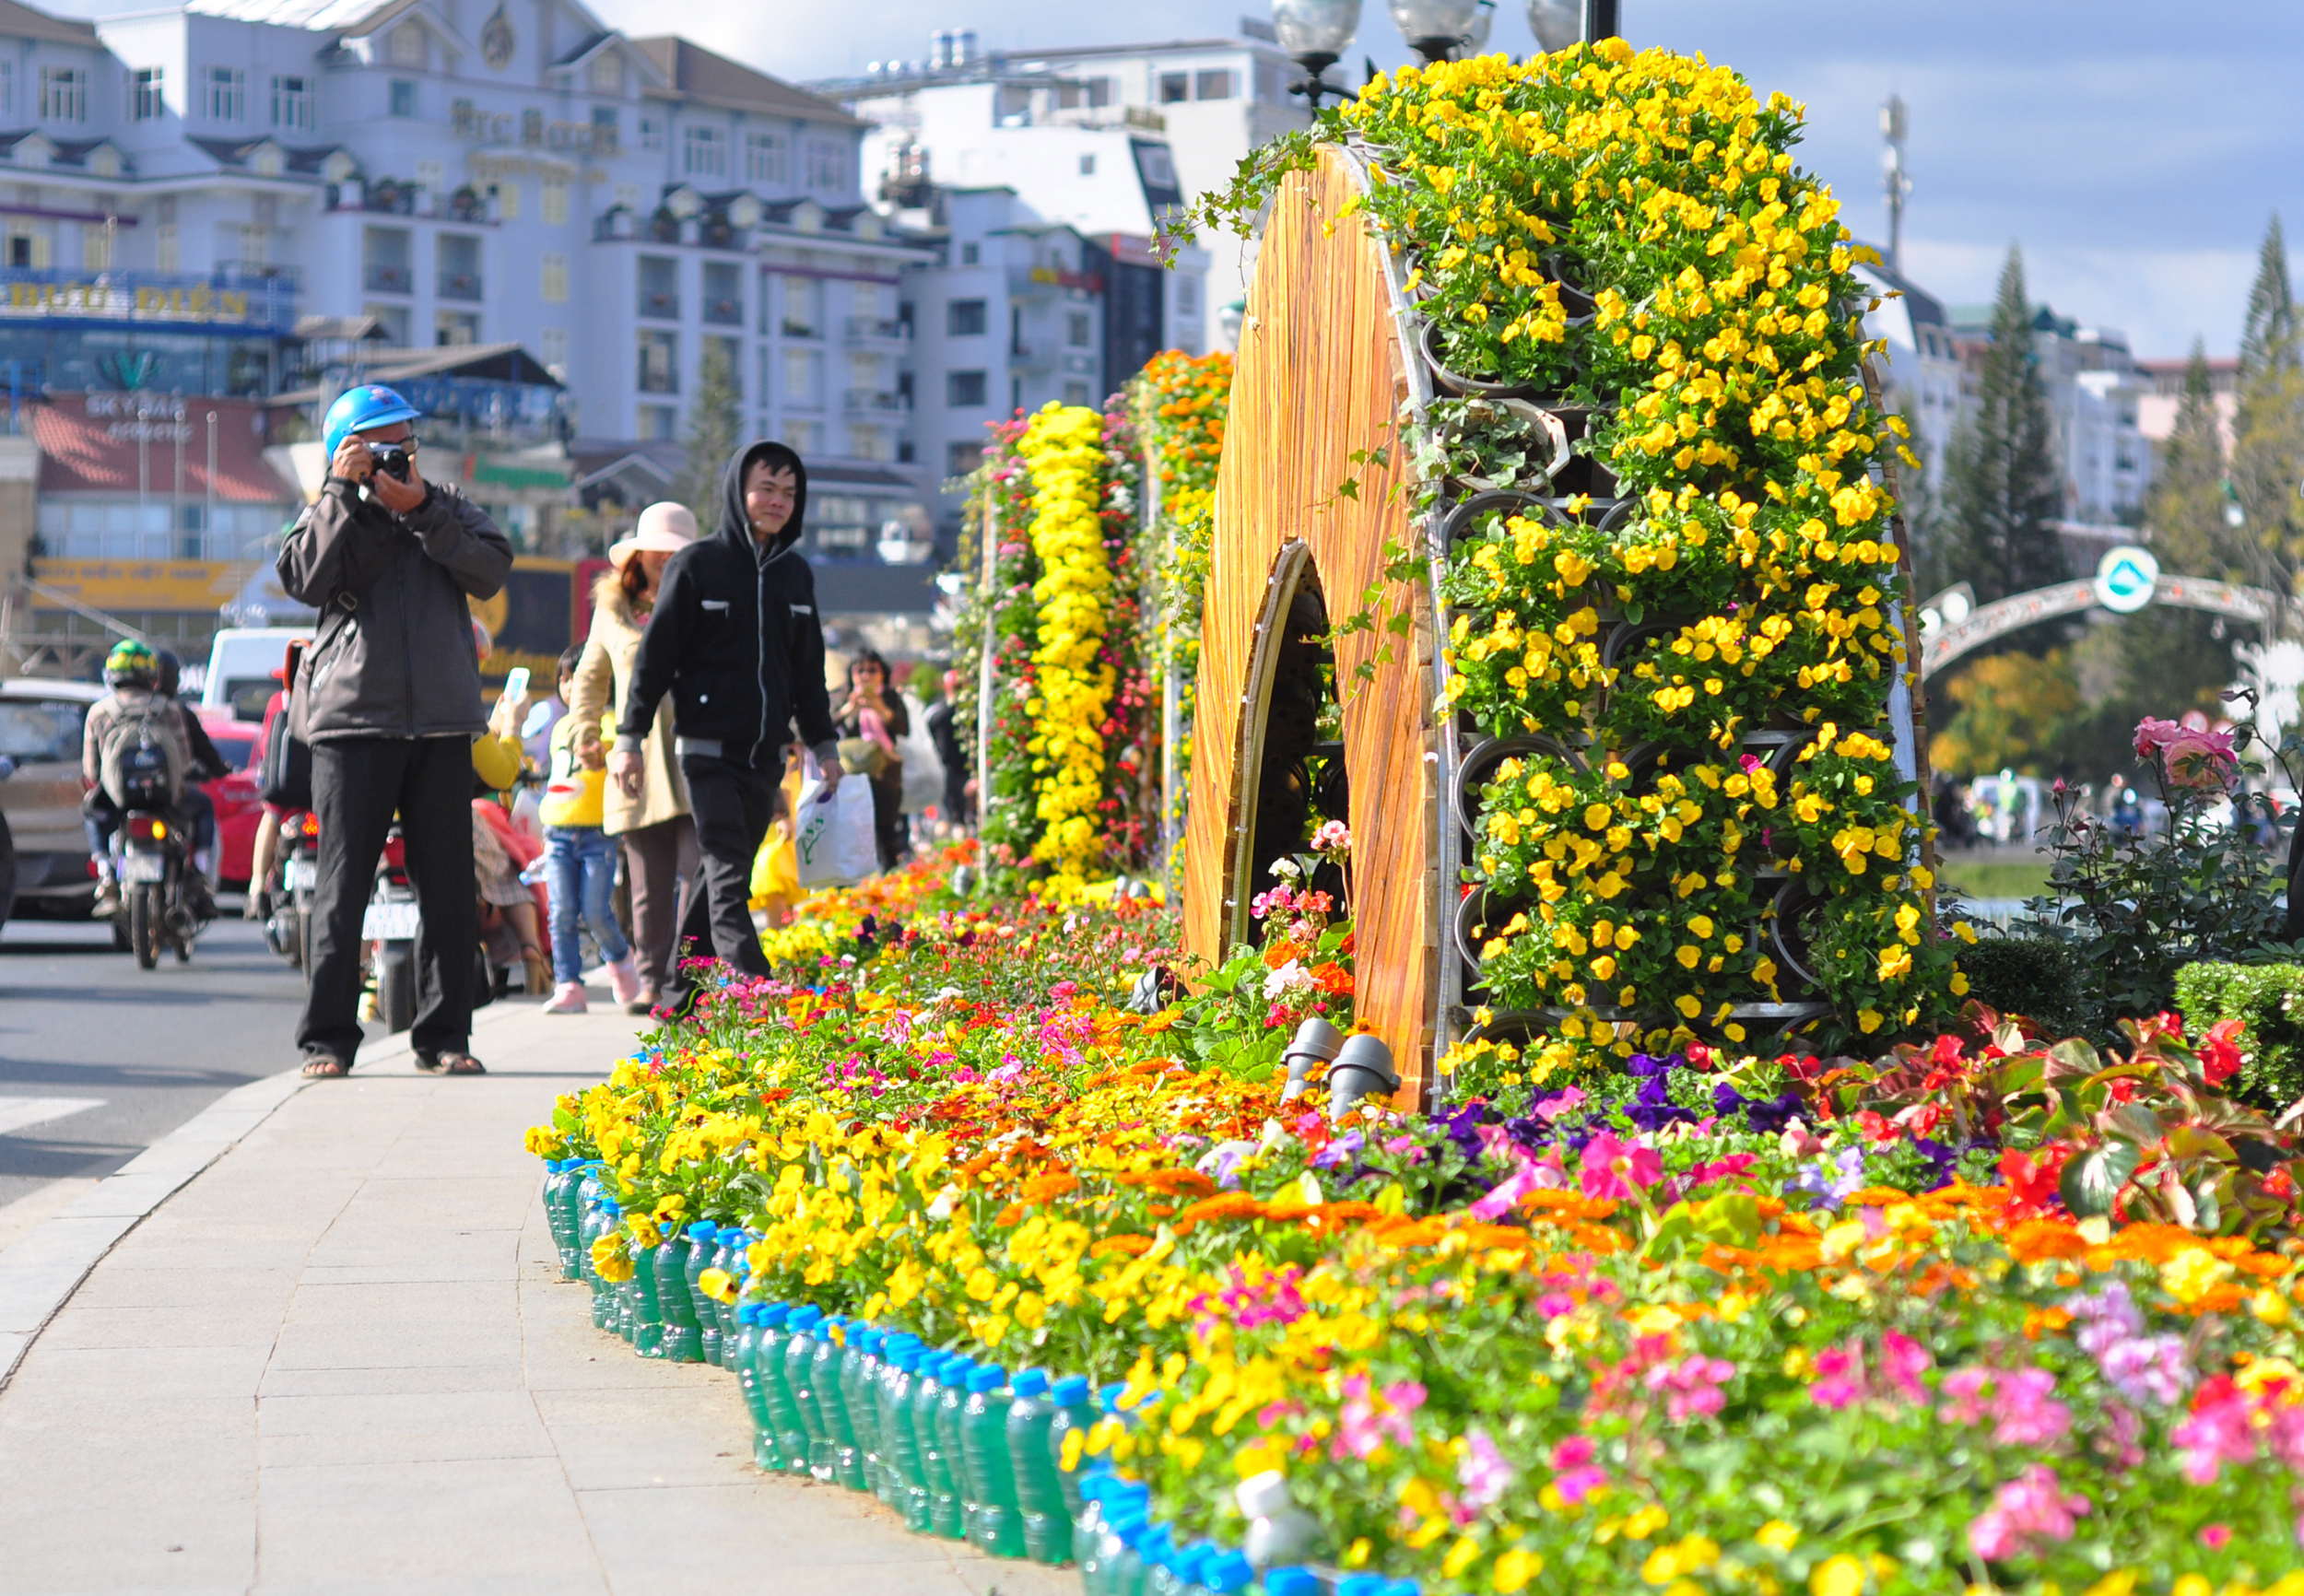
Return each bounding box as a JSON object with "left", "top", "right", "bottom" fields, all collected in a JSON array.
[
  {"left": 1853, "top": 1109, "right": 1901, "bottom": 1146},
  {"left": 2201, "top": 1018, "right": 2245, "bottom": 1086},
  {"left": 2001, "top": 1146, "right": 2069, "bottom": 1217}
]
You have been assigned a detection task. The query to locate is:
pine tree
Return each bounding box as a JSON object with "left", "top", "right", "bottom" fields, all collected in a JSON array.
[
  {"left": 673, "top": 342, "right": 743, "bottom": 530},
  {"left": 2230, "top": 215, "right": 2304, "bottom": 619},
  {"left": 1938, "top": 246, "right": 2067, "bottom": 605}
]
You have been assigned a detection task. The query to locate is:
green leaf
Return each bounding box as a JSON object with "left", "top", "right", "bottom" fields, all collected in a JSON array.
[{"left": 2060, "top": 1140, "right": 2142, "bottom": 1217}]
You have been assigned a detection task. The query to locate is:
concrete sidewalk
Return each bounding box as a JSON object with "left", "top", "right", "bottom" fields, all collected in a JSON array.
[{"left": 0, "top": 992, "right": 1079, "bottom": 1596}]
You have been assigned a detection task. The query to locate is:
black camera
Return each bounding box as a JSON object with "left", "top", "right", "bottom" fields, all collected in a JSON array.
[{"left": 371, "top": 446, "right": 413, "bottom": 482}]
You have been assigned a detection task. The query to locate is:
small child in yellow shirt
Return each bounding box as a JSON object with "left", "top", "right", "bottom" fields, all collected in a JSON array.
[{"left": 540, "top": 646, "right": 638, "bottom": 1013}]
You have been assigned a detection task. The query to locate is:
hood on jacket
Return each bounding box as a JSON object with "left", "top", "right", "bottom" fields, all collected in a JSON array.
[{"left": 719, "top": 440, "right": 808, "bottom": 562}]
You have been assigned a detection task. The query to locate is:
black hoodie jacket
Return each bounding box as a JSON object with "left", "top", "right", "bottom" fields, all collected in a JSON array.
[{"left": 617, "top": 441, "right": 838, "bottom": 772}]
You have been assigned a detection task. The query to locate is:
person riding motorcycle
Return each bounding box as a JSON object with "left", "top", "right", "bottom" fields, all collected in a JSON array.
[{"left": 84, "top": 640, "right": 229, "bottom": 919}]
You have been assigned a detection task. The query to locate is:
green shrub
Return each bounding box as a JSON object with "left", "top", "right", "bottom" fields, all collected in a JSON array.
[
  {"left": 1957, "top": 933, "right": 2098, "bottom": 1041},
  {"left": 2172, "top": 962, "right": 2304, "bottom": 1110}
]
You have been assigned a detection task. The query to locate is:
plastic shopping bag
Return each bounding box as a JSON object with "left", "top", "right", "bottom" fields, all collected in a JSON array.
[
  {"left": 793, "top": 769, "right": 878, "bottom": 886},
  {"left": 896, "top": 691, "right": 946, "bottom": 815}
]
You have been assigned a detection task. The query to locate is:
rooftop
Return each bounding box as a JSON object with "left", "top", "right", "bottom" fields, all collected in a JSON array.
[
  {"left": 632, "top": 36, "right": 861, "bottom": 127},
  {"left": 0, "top": 0, "right": 95, "bottom": 45}
]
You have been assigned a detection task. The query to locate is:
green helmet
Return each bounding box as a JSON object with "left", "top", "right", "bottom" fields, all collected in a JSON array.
[{"left": 103, "top": 640, "right": 159, "bottom": 688}]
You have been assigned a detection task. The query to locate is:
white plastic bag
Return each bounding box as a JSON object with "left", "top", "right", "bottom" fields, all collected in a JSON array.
[
  {"left": 896, "top": 690, "right": 945, "bottom": 815},
  {"left": 794, "top": 765, "right": 878, "bottom": 886}
]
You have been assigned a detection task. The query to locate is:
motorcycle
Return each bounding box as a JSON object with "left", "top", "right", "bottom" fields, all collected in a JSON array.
[
  {"left": 113, "top": 804, "right": 206, "bottom": 968},
  {"left": 262, "top": 810, "right": 320, "bottom": 975},
  {"left": 361, "top": 822, "right": 497, "bottom": 1033}
]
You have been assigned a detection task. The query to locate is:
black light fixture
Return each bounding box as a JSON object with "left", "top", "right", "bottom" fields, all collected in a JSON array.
[
  {"left": 1388, "top": 0, "right": 1481, "bottom": 63},
  {"left": 1274, "top": 0, "right": 1362, "bottom": 108}
]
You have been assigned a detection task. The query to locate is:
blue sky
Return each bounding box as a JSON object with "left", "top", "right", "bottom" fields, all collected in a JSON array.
[{"left": 594, "top": 0, "right": 2302, "bottom": 361}]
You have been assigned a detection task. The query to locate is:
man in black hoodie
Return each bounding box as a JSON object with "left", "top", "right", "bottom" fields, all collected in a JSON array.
[{"left": 610, "top": 440, "right": 840, "bottom": 1000}]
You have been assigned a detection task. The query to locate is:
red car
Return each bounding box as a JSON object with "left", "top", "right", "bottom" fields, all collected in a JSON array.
[{"left": 195, "top": 709, "right": 264, "bottom": 890}]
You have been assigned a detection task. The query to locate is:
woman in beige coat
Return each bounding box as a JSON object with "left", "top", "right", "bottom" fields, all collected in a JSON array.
[{"left": 568, "top": 503, "right": 698, "bottom": 1013}]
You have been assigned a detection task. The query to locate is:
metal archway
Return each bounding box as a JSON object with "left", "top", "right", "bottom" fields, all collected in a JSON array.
[{"left": 1920, "top": 575, "right": 2279, "bottom": 681}]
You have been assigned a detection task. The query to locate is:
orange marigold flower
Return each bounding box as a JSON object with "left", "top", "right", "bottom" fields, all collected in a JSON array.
[
  {"left": 1088, "top": 1235, "right": 1154, "bottom": 1259},
  {"left": 2004, "top": 1220, "right": 2090, "bottom": 1264}
]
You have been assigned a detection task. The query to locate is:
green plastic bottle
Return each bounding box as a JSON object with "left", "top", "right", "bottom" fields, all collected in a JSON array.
[
  {"left": 840, "top": 1326, "right": 886, "bottom": 1491},
  {"left": 1047, "top": 1374, "right": 1099, "bottom": 1525},
  {"left": 730, "top": 1303, "right": 771, "bottom": 1451},
  {"left": 754, "top": 1303, "right": 809, "bottom": 1476},
  {"left": 808, "top": 1317, "right": 866, "bottom": 1489},
  {"left": 935, "top": 1355, "right": 978, "bottom": 1540},
  {"left": 542, "top": 1160, "right": 582, "bottom": 1277},
  {"left": 911, "top": 1353, "right": 966, "bottom": 1540},
  {"left": 629, "top": 1238, "right": 665, "bottom": 1357},
  {"left": 710, "top": 1229, "right": 746, "bottom": 1347},
  {"left": 782, "top": 1305, "right": 829, "bottom": 1473},
  {"left": 960, "top": 1363, "right": 1026, "bottom": 1557},
  {"left": 652, "top": 1229, "right": 702, "bottom": 1362},
  {"left": 1005, "top": 1368, "right": 1071, "bottom": 1564},
  {"left": 683, "top": 1221, "right": 723, "bottom": 1365},
  {"left": 579, "top": 1198, "right": 610, "bottom": 1327},
  {"left": 876, "top": 1338, "right": 926, "bottom": 1518}
]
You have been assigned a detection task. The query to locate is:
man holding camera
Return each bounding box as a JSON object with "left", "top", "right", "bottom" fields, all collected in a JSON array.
[{"left": 276, "top": 384, "right": 513, "bottom": 1079}]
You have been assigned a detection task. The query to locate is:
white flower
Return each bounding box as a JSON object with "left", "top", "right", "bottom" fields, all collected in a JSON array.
[{"left": 1263, "top": 959, "right": 1313, "bottom": 999}]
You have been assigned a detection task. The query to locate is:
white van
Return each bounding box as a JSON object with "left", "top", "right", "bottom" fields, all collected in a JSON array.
[{"left": 202, "top": 627, "right": 312, "bottom": 722}]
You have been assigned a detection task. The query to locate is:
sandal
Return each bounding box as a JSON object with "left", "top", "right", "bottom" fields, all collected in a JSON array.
[
  {"left": 300, "top": 1054, "right": 349, "bottom": 1078},
  {"left": 416, "top": 1050, "right": 487, "bottom": 1075},
  {"left": 521, "top": 946, "right": 552, "bottom": 996}
]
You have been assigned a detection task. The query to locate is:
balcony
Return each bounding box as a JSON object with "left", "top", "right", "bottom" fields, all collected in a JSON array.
[
  {"left": 437, "top": 271, "right": 483, "bottom": 302},
  {"left": 1008, "top": 338, "right": 1055, "bottom": 371},
  {"left": 843, "top": 389, "right": 910, "bottom": 414},
  {"left": 638, "top": 289, "right": 680, "bottom": 322},
  {"left": 844, "top": 315, "right": 910, "bottom": 343},
  {"left": 637, "top": 368, "right": 678, "bottom": 396},
  {"left": 364, "top": 264, "right": 412, "bottom": 295},
  {"left": 781, "top": 317, "right": 820, "bottom": 340},
  {"left": 702, "top": 297, "right": 744, "bottom": 327}
]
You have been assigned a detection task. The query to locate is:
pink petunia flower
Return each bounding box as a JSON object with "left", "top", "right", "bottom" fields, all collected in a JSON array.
[{"left": 1578, "top": 1132, "right": 1663, "bottom": 1202}]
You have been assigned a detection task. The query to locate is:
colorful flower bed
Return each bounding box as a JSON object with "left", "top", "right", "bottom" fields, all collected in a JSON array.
[{"left": 531, "top": 847, "right": 2304, "bottom": 1596}]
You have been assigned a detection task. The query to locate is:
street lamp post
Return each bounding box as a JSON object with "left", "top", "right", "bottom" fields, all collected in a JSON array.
[
  {"left": 1274, "top": 0, "right": 1361, "bottom": 108},
  {"left": 1526, "top": 0, "right": 1615, "bottom": 51},
  {"left": 1388, "top": 0, "right": 1482, "bottom": 63}
]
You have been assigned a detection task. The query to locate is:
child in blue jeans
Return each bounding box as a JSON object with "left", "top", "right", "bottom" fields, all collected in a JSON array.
[{"left": 540, "top": 646, "right": 639, "bottom": 1014}]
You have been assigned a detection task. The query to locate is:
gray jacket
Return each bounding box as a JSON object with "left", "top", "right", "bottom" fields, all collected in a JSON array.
[{"left": 276, "top": 477, "right": 513, "bottom": 740}]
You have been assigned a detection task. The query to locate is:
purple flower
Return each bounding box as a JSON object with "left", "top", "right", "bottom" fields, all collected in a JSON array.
[{"left": 1790, "top": 1146, "right": 1866, "bottom": 1211}]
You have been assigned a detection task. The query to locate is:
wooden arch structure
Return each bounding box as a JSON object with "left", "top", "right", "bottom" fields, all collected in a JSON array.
[{"left": 1178, "top": 148, "right": 1447, "bottom": 1105}]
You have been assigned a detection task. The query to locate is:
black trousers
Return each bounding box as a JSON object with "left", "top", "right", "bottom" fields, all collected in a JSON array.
[
  {"left": 672, "top": 755, "right": 776, "bottom": 992},
  {"left": 299, "top": 735, "right": 477, "bottom": 1064}
]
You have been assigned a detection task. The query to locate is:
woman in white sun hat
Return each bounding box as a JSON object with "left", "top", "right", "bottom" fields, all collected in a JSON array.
[{"left": 566, "top": 502, "right": 699, "bottom": 1013}]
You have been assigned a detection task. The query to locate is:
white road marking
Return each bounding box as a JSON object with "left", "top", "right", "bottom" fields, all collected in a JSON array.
[{"left": 0, "top": 1097, "right": 105, "bottom": 1137}]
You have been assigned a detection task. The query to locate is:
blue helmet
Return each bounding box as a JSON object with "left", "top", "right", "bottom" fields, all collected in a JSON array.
[{"left": 322, "top": 384, "right": 422, "bottom": 459}]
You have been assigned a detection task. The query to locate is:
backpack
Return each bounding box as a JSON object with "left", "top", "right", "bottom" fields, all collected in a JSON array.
[
  {"left": 259, "top": 701, "right": 312, "bottom": 810},
  {"left": 99, "top": 695, "right": 186, "bottom": 811}
]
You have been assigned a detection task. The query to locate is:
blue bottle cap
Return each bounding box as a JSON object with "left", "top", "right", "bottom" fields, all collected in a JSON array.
[
  {"left": 889, "top": 1344, "right": 920, "bottom": 1373},
  {"left": 1079, "top": 1473, "right": 1111, "bottom": 1503},
  {"left": 1106, "top": 1507, "right": 1146, "bottom": 1538},
  {"left": 885, "top": 1332, "right": 922, "bottom": 1351},
  {"left": 822, "top": 1314, "right": 849, "bottom": 1331},
  {"left": 1097, "top": 1380, "right": 1129, "bottom": 1413},
  {"left": 758, "top": 1302, "right": 791, "bottom": 1328},
  {"left": 1107, "top": 1478, "right": 1150, "bottom": 1508},
  {"left": 788, "top": 1305, "right": 822, "bottom": 1330},
  {"left": 1010, "top": 1367, "right": 1051, "bottom": 1399},
  {"left": 966, "top": 1364, "right": 1005, "bottom": 1393},
  {"left": 1263, "top": 1570, "right": 1319, "bottom": 1596},
  {"left": 687, "top": 1220, "right": 715, "bottom": 1239},
  {"left": 1389, "top": 1583, "right": 1422, "bottom": 1596},
  {"left": 1205, "top": 1551, "right": 1254, "bottom": 1593},
  {"left": 939, "top": 1355, "right": 976, "bottom": 1384},
  {"left": 601, "top": 1200, "right": 620, "bottom": 1215},
  {"left": 855, "top": 1327, "right": 884, "bottom": 1355},
  {"left": 1051, "top": 1374, "right": 1091, "bottom": 1405},
  {"left": 1335, "top": 1578, "right": 1388, "bottom": 1596},
  {"left": 733, "top": 1302, "right": 756, "bottom": 1326},
  {"left": 1170, "top": 1543, "right": 1205, "bottom": 1579},
  {"left": 1135, "top": 1523, "right": 1174, "bottom": 1561}
]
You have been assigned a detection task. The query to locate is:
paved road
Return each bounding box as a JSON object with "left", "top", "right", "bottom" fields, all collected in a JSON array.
[{"left": 0, "top": 902, "right": 312, "bottom": 1226}]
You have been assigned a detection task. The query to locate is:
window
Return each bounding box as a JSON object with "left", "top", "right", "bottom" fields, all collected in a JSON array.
[
  {"left": 590, "top": 106, "right": 618, "bottom": 152},
  {"left": 363, "top": 301, "right": 409, "bottom": 344},
  {"left": 959, "top": 241, "right": 980, "bottom": 266},
  {"left": 1178, "top": 276, "right": 1198, "bottom": 317},
  {"left": 637, "top": 330, "right": 677, "bottom": 393},
  {"left": 1158, "top": 72, "right": 1189, "bottom": 103},
  {"left": 522, "top": 109, "right": 543, "bottom": 146},
  {"left": 238, "top": 221, "right": 266, "bottom": 268},
  {"left": 362, "top": 226, "right": 411, "bottom": 293},
  {"left": 132, "top": 67, "right": 163, "bottom": 122},
  {"left": 82, "top": 224, "right": 110, "bottom": 271},
  {"left": 782, "top": 347, "right": 821, "bottom": 406},
  {"left": 1078, "top": 153, "right": 1095, "bottom": 176},
  {"left": 1195, "top": 68, "right": 1235, "bottom": 100},
  {"left": 640, "top": 405, "right": 676, "bottom": 441},
  {"left": 415, "top": 158, "right": 442, "bottom": 192},
  {"left": 782, "top": 418, "right": 821, "bottom": 455},
  {"left": 848, "top": 424, "right": 891, "bottom": 463},
  {"left": 746, "top": 131, "right": 785, "bottom": 185},
  {"left": 540, "top": 252, "right": 568, "bottom": 303},
  {"left": 0, "top": 64, "right": 13, "bottom": 117},
  {"left": 947, "top": 440, "right": 984, "bottom": 476},
  {"left": 202, "top": 66, "right": 243, "bottom": 122},
  {"left": 271, "top": 74, "right": 310, "bottom": 129},
  {"left": 780, "top": 276, "right": 819, "bottom": 338},
  {"left": 436, "top": 234, "right": 481, "bottom": 300},
  {"left": 391, "top": 22, "right": 424, "bottom": 65},
  {"left": 436, "top": 310, "right": 480, "bottom": 346},
  {"left": 1065, "top": 311, "right": 1092, "bottom": 348},
  {"left": 946, "top": 370, "right": 987, "bottom": 408},
  {"left": 539, "top": 326, "right": 568, "bottom": 371},
  {"left": 702, "top": 261, "right": 741, "bottom": 325},
  {"left": 541, "top": 180, "right": 567, "bottom": 225},
  {"left": 155, "top": 221, "right": 177, "bottom": 271},
  {"left": 638, "top": 116, "right": 663, "bottom": 151},
  {"left": 389, "top": 79, "right": 417, "bottom": 118},
  {"left": 41, "top": 67, "right": 86, "bottom": 123},
  {"left": 588, "top": 53, "right": 621, "bottom": 94},
  {"left": 682, "top": 124, "right": 726, "bottom": 179},
  {"left": 1253, "top": 60, "right": 1284, "bottom": 102},
  {"left": 1088, "top": 76, "right": 1114, "bottom": 108},
  {"left": 804, "top": 140, "right": 844, "bottom": 191},
  {"left": 946, "top": 299, "right": 987, "bottom": 337},
  {"left": 1064, "top": 381, "right": 1090, "bottom": 405},
  {"left": 637, "top": 254, "right": 678, "bottom": 320}
]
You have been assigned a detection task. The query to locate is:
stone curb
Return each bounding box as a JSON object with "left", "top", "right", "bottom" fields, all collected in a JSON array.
[{"left": 0, "top": 992, "right": 546, "bottom": 1391}]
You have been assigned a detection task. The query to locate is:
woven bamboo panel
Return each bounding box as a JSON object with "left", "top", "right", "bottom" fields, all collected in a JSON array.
[{"left": 1181, "top": 147, "right": 1439, "bottom": 1103}]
